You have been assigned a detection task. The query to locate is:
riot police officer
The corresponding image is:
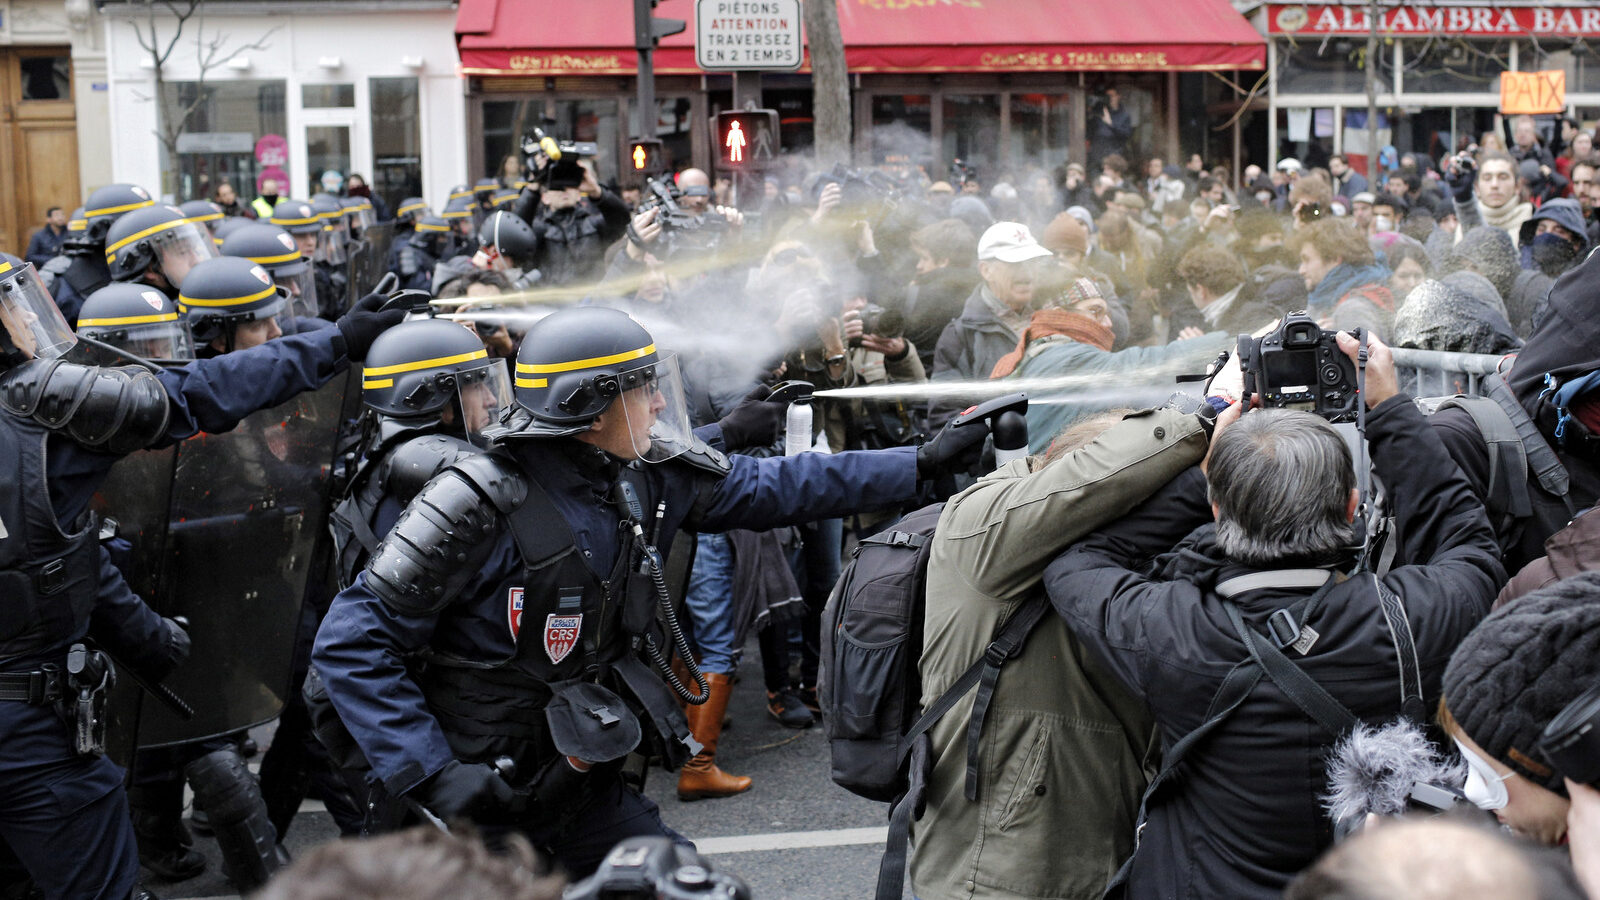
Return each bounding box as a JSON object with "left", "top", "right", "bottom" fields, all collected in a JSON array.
[
  {"left": 178, "top": 199, "right": 225, "bottom": 243},
  {"left": 210, "top": 215, "right": 251, "bottom": 250},
  {"left": 510, "top": 154, "right": 629, "bottom": 287},
  {"left": 393, "top": 215, "right": 451, "bottom": 293},
  {"left": 440, "top": 193, "right": 476, "bottom": 261},
  {"left": 310, "top": 194, "right": 350, "bottom": 310},
  {"left": 221, "top": 222, "right": 320, "bottom": 321},
  {"left": 385, "top": 198, "right": 429, "bottom": 285},
  {"left": 75, "top": 283, "right": 195, "bottom": 361},
  {"left": 50, "top": 184, "right": 157, "bottom": 326},
  {"left": 433, "top": 209, "right": 540, "bottom": 297},
  {"left": 312, "top": 306, "right": 983, "bottom": 876},
  {"left": 105, "top": 204, "right": 220, "bottom": 297}
]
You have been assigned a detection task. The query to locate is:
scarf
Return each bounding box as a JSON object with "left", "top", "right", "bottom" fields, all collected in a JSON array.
[
  {"left": 990, "top": 309, "right": 1114, "bottom": 378},
  {"left": 1480, "top": 198, "right": 1533, "bottom": 232}
]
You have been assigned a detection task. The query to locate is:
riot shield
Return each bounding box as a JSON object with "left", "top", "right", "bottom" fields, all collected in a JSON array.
[{"left": 119, "top": 372, "right": 351, "bottom": 748}]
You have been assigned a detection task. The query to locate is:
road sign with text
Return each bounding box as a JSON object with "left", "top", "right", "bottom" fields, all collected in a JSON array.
[{"left": 695, "top": 0, "right": 804, "bottom": 71}]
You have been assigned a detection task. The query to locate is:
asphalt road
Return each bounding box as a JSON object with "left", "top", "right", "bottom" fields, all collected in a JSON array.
[{"left": 150, "top": 645, "right": 902, "bottom": 899}]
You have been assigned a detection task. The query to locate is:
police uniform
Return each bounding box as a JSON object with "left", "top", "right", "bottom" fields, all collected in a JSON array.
[{"left": 312, "top": 307, "right": 924, "bottom": 877}]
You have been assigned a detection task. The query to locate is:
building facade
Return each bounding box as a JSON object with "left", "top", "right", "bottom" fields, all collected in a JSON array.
[{"left": 99, "top": 0, "right": 466, "bottom": 215}]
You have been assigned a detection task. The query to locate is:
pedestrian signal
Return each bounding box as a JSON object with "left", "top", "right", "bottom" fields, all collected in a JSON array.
[
  {"left": 714, "top": 110, "right": 780, "bottom": 170},
  {"left": 628, "top": 137, "right": 664, "bottom": 175}
]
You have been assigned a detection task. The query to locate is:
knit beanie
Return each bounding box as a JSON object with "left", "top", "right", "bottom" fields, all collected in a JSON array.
[
  {"left": 1441, "top": 570, "right": 1600, "bottom": 792},
  {"left": 1041, "top": 212, "right": 1089, "bottom": 255}
]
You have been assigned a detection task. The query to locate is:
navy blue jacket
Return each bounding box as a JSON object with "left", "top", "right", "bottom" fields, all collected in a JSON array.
[
  {"left": 315, "top": 442, "right": 919, "bottom": 794},
  {"left": 24, "top": 225, "right": 65, "bottom": 269}
]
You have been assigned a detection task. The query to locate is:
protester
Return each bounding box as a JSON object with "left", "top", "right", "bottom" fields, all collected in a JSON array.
[
  {"left": 1292, "top": 218, "right": 1394, "bottom": 338},
  {"left": 1449, "top": 150, "right": 1533, "bottom": 245},
  {"left": 930, "top": 221, "right": 1053, "bottom": 384},
  {"left": 23, "top": 205, "right": 66, "bottom": 268}
]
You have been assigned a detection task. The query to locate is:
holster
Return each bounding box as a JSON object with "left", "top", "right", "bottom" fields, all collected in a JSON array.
[{"left": 60, "top": 643, "right": 113, "bottom": 757}]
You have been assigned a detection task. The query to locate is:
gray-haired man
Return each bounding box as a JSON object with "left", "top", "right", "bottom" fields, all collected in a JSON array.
[{"left": 1042, "top": 332, "right": 1504, "bottom": 899}]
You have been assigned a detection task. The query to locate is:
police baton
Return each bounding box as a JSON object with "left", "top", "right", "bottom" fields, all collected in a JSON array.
[{"left": 90, "top": 643, "right": 196, "bottom": 721}]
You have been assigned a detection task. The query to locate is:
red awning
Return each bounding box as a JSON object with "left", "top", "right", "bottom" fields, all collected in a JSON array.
[{"left": 457, "top": 0, "right": 1265, "bottom": 77}]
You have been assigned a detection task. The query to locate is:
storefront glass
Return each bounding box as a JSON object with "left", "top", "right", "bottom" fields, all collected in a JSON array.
[
  {"left": 1277, "top": 39, "right": 1391, "bottom": 94},
  {"left": 941, "top": 94, "right": 1001, "bottom": 175},
  {"left": 1401, "top": 38, "right": 1511, "bottom": 93},
  {"left": 869, "top": 94, "right": 932, "bottom": 167},
  {"left": 1009, "top": 93, "right": 1074, "bottom": 172},
  {"left": 371, "top": 77, "right": 422, "bottom": 215},
  {"left": 159, "top": 79, "right": 288, "bottom": 203},
  {"left": 551, "top": 99, "right": 619, "bottom": 185}
]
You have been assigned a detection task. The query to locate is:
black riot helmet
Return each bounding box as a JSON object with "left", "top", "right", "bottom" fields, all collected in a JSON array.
[
  {"left": 478, "top": 210, "right": 539, "bottom": 269},
  {"left": 446, "top": 184, "right": 475, "bottom": 206},
  {"left": 490, "top": 188, "right": 521, "bottom": 210},
  {"left": 269, "top": 199, "right": 324, "bottom": 235},
  {"left": 509, "top": 306, "right": 694, "bottom": 461},
  {"left": 309, "top": 194, "right": 348, "bottom": 265},
  {"left": 220, "top": 223, "right": 316, "bottom": 320},
  {"left": 104, "top": 203, "right": 220, "bottom": 289},
  {"left": 395, "top": 197, "right": 429, "bottom": 226},
  {"left": 340, "top": 196, "right": 375, "bottom": 235},
  {"left": 76, "top": 282, "right": 194, "bottom": 361},
  {"left": 180, "top": 200, "right": 225, "bottom": 239},
  {"left": 361, "top": 318, "right": 513, "bottom": 445},
  {"left": 83, "top": 183, "right": 156, "bottom": 244},
  {"left": 178, "top": 256, "right": 289, "bottom": 353},
  {"left": 0, "top": 260, "right": 77, "bottom": 372},
  {"left": 409, "top": 215, "right": 451, "bottom": 256},
  {"left": 473, "top": 177, "right": 499, "bottom": 201},
  {"left": 211, "top": 216, "right": 251, "bottom": 248}
]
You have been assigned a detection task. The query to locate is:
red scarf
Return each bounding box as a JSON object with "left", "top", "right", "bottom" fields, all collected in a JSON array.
[{"left": 990, "top": 309, "right": 1115, "bottom": 379}]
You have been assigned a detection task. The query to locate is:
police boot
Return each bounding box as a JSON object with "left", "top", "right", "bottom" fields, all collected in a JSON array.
[
  {"left": 127, "top": 783, "right": 206, "bottom": 882},
  {"left": 676, "top": 672, "right": 752, "bottom": 801},
  {"left": 185, "top": 749, "right": 288, "bottom": 891}
]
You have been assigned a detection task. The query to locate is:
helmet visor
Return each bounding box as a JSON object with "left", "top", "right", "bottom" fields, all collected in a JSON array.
[
  {"left": 275, "top": 267, "right": 318, "bottom": 320},
  {"left": 316, "top": 223, "right": 348, "bottom": 266},
  {"left": 153, "top": 222, "right": 221, "bottom": 288},
  {"left": 621, "top": 351, "right": 694, "bottom": 463},
  {"left": 0, "top": 264, "right": 76, "bottom": 363},
  {"left": 81, "top": 319, "right": 195, "bottom": 362},
  {"left": 455, "top": 358, "right": 515, "bottom": 448}
]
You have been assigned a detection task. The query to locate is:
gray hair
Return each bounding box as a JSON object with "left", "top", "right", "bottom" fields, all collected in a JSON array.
[{"left": 1207, "top": 409, "right": 1356, "bottom": 567}]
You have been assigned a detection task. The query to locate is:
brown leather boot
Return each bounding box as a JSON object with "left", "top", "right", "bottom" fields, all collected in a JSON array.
[{"left": 676, "top": 671, "right": 752, "bottom": 801}]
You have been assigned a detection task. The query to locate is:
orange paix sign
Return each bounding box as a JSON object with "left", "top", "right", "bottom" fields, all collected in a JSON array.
[{"left": 1500, "top": 70, "right": 1566, "bottom": 116}]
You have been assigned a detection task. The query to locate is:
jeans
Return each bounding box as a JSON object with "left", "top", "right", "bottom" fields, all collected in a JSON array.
[{"left": 683, "top": 533, "right": 738, "bottom": 674}]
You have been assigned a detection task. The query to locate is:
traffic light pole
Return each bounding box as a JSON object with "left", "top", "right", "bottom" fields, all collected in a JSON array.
[
  {"left": 633, "top": 0, "right": 684, "bottom": 163},
  {"left": 730, "top": 72, "right": 762, "bottom": 208}
]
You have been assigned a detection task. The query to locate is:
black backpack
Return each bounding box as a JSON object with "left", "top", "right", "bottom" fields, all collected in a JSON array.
[{"left": 819, "top": 502, "right": 1049, "bottom": 900}]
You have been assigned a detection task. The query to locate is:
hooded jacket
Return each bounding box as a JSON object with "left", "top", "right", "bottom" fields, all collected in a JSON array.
[
  {"left": 1392, "top": 279, "right": 1521, "bottom": 356},
  {"left": 1496, "top": 506, "right": 1600, "bottom": 610},
  {"left": 1430, "top": 246, "right": 1600, "bottom": 570}
]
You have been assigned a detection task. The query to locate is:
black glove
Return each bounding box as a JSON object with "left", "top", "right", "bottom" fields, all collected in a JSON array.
[
  {"left": 414, "top": 760, "right": 516, "bottom": 822},
  {"left": 916, "top": 417, "right": 990, "bottom": 480},
  {"left": 716, "top": 385, "right": 786, "bottom": 451},
  {"left": 1445, "top": 161, "right": 1476, "bottom": 204},
  {"left": 336, "top": 292, "right": 406, "bottom": 363},
  {"left": 161, "top": 616, "right": 192, "bottom": 673}
]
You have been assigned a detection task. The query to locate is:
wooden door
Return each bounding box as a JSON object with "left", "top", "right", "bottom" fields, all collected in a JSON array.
[{"left": 0, "top": 48, "right": 81, "bottom": 260}]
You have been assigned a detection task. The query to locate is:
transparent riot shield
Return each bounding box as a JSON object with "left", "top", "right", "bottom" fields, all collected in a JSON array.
[{"left": 109, "top": 372, "right": 351, "bottom": 749}]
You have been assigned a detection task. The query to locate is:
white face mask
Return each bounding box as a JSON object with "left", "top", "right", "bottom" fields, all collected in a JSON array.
[{"left": 1456, "top": 738, "right": 1512, "bottom": 810}]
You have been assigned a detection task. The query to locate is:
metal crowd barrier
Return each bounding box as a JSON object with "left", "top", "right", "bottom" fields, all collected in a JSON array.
[{"left": 1389, "top": 347, "right": 1512, "bottom": 400}]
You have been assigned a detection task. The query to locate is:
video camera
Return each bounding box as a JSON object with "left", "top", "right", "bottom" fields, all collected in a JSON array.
[
  {"left": 635, "top": 176, "right": 727, "bottom": 257},
  {"left": 815, "top": 163, "right": 903, "bottom": 226},
  {"left": 1237, "top": 313, "right": 1360, "bottom": 422},
  {"left": 520, "top": 126, "right": 599, "bottom": 187}
]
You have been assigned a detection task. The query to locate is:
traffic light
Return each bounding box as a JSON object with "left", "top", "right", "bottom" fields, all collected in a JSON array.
[
  {"left": 628, "top": 137, "right": 665, "bottom": 175},
  {"left": 715, "top": 109, "right": 780, "bottom": 170},
  {"left": 633, "top": 0, "right": 685, "bottom": 52}
]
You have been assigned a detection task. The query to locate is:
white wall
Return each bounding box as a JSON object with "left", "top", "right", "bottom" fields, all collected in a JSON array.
[{"left": 103, "top": 6, "right": 466, "bottom": 207}]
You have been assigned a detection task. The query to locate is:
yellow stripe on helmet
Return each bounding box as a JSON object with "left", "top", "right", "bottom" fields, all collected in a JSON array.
[
  {"left": 362, "top": 349, "right": 489, "bottom": 377},
  {"left": 105, "top": 218, "right": 190, "bottom": 258},
  {"left": 77, "top": 312, "right": 179, "bottom": 326},
  {"left": 84, "top": 198, "right": 155, "bottom": 218},
  {"left": 514, "top": 377, "right": 548, "bottom": 388},
  {"left": 244, "top": 250, "right": 303, "bottom": 265},
  {"left": 178, "top": 283, "right": 277, "bottom": 308},
  {"left": 516, "top": 344, "right": 655, "bottom": 375},
  {"left": 362, "top": 378, "right": 394, "bottom": 389}
]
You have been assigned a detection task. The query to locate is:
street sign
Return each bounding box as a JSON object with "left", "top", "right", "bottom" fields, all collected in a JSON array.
[
  {"left": 715, "top": 109, "right": 780, "bottom": 170},
  {"left": 695, "top": 0, "right": 804, "bottom": 71}
]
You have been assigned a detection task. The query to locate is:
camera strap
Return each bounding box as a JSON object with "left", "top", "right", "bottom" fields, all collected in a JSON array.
[{"left": 1353, "top": 331, "right": 1376, "bottom": 573}]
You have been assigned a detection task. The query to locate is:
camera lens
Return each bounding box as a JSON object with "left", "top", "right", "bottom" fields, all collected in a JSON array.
[{"left": 1542, "top": 682, "right": 1600, "bottom": 787}]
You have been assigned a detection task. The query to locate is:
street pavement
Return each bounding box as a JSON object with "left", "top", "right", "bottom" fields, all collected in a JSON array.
[{"left": 151, "top": 641, "right": 904, "bottom": 899}]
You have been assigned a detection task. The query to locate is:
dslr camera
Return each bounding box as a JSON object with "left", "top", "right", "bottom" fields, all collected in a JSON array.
[
  {"left": 847, "top": 302, "right": 904, "bottom": 348},
  {"left": 815, "top": 163, "right": 903, "bottom": 226},
  {"left": 564, "top": 837, "right": 750, "bottom": 900},
  {"left": 1238, "top": 313, "right": 1360, "bottom": 422},
  {"left": 635, "top": 177, "right": 727, "bottom": 257}
]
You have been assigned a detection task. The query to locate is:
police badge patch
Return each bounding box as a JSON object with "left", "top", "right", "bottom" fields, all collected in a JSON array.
[
  {"left": 544, "top": 614, "right": 582, "bottom": 665},
  {"left": 508, "top": 587, "right": 524, "bottom": 640}
]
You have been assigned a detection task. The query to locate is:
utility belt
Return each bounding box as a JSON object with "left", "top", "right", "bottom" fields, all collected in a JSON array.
[{"left": 0, "top": 643, "right": 114, "bottom": 757}]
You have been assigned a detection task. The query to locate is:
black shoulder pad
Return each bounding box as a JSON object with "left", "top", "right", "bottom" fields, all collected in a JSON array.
[
  {"left": 381, "top": 434, "right": 480, "bottom": 507},
  {"left": 450, "top": 450, "right": 529, "bottom": 513},
  {"left": 669, "top": 436, "right": 731, "bottom": 478},
  {"left": 365, "top": 459, "right": 522, "bottom": 617},
  {"left": 1, "top": 358, "right": 170, "bottom": 455}
]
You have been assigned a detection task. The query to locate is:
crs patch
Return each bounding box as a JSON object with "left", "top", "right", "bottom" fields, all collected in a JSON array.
[
  {"left": 507, "top": 587, "right": 524, "bottom": 640},
  {"left": 543, "top": 614, "right": 582, "bottom": 665}
]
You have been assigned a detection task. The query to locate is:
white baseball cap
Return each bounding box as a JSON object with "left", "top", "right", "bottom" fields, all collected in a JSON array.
[
  {"left": 1276, "top": 158, "right": 1304, "bottom": 173},
  {"left": 977, "top": 221, "right": 1052, "bottom": 263}
]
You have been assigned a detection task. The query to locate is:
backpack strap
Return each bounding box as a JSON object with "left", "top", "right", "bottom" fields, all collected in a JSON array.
[
  {"left": 1223, "top": 600, "right": 1358, "bottom": 736},
  {"left": 874, "top": 591, "right": 1050, "bottom": 900},
  {"left": 1483, "top": 372, "right": 1575, "bottom": 517},
  {"left": 1437, "top": 393, "right": 1534, "bottom": 522}
]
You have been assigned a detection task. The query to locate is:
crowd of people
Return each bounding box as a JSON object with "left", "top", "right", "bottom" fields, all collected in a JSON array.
[{"left": 4, "top": 109, "right": 1600, "bottom": 900}]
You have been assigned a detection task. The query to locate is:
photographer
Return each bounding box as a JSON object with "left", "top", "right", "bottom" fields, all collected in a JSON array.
[
  {"left": 1043, "top": 331, "right": 1503, "bottom": 899},
  {"left": 1089, "top": 87, "right": 1133, "bottom": 170},
  {"left": 821, "top": 295, "right": 927, "bottom": 459},
  {"left": 513, "top": 151, "right": 630, "bottom": 287},
  {"left": 1448, "top": 149, "right": 1533, "bottom": 245}
]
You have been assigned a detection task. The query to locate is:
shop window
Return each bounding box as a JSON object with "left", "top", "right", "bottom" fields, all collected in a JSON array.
[
  {"left": 370, "top": 77, "right": 422, "bottom": 215},
  {"left": 483, "top": 99, "right": 544, "bottom": 185},
  {"left": 302, "top": 84, "right": 355, "bottom": 109},
  {"left": 159, "top": 79, "right": 287, "bottom": 203},
  {"left": 306, "top": 126, "right": 351, "bottom": 196},
  {"left": 552, "top": 99, "right": 619, "bottom": 185},
  {"left": 1528, "top": 44, "right": 1600, "bottom": 95},
  {"left": 629, "top": 96, "right": 695, "bottom": 177},
  {"left": 1400, "top": 39, "right": 1509, "bottom": 94},
  {"left": 869, "top": 94, "right": 931, "bottom": 167},
  {"left": 20, "top": 56, "right": 69, "bottom": 101},
  {"left": 1009, "top": 93, "right": 1073, "bottom": 172},
  {"left": 766, "top": 88, "right": 815, "bottom": 157},
  {"left": 941, "top": 94, "right": 1001, "bottom": 176},
  {"left": 1277, "top": 39, "right": 1391, "bottom": 95}
]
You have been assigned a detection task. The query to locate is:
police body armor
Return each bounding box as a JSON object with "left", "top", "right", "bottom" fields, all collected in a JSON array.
[
  {"left": 0, "top": 416, "right": 100, "bottom": 664},
  {"left": 328, "top": 427, "right": 477, "bottom": 590},
  {"left": 366, "top": 447, "right": 702, "bottom": 789}
]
